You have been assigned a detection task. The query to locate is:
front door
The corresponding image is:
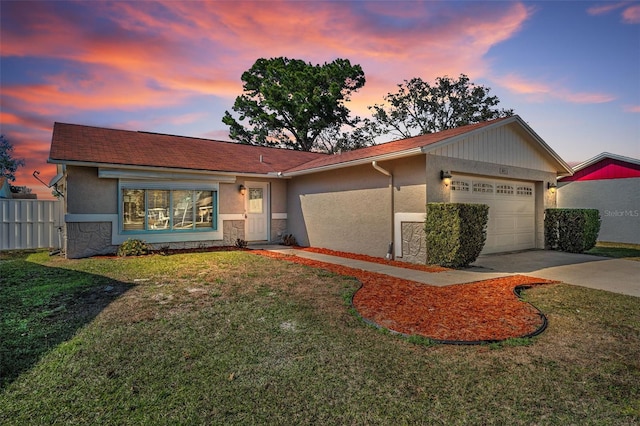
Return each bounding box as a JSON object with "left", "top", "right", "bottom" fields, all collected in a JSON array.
[{"left": 245, "top": 182, "right": 268, "bottom": 241}]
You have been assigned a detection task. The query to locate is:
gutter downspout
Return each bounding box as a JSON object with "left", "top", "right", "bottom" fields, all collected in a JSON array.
[{"left": 372, "top": 161, "right": 394, "bottom": 260}]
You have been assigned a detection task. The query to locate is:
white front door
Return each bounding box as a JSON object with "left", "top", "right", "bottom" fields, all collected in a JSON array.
[{"left": 245, "top": 182, "right": 269, "bottom": 241}]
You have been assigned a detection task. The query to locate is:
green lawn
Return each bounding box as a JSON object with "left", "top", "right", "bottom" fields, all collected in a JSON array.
[
  {"left": 1, "top": 250, "right": 639, "bottom": 425},
  {"left": 586, "top": 242, "right": 640, "bottom": 261}
]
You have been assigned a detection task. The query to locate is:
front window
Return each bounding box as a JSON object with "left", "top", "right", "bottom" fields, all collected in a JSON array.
[{"left": 122, "top": 188, "right": 216, "bottom": 232}]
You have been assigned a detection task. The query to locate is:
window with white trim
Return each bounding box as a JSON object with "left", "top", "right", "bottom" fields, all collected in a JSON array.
[{"left": 122, "top": 188, "right": 217, "bottom": 232}]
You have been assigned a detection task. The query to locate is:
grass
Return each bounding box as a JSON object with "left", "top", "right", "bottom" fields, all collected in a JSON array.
[
  {"left": 586, "top": 241, "right": 640, "bottom": 261},
  {"left": 1, "top": 250, "right": 639, "bottom": 425}
]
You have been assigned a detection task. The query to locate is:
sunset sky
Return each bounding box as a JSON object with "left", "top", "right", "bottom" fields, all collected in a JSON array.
[{"left": 1, "top": 0, "right": 638, "bottom": 199}]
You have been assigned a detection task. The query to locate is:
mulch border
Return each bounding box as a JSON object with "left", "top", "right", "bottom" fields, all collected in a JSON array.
[{"left": 252, "top": 248, "right": 557, "bottom": 345}]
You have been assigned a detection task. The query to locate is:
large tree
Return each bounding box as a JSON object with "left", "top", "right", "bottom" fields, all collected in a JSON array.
[
  {"left": 0, "top": 135, "right": 25, "bottom": 183},
  {"left": 315, "top": 117, "right": 379, "bottom": 154},
  {"left": 368, "top": 74, "right": 513, "bottom": 139},
  {"left": 223, "top": 57, "right": 366, "bottom": 152}
]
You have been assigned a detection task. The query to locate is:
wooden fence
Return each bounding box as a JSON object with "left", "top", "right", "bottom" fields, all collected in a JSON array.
[{"left": 0, "top": 199, "right": 64, "bottom": 250}]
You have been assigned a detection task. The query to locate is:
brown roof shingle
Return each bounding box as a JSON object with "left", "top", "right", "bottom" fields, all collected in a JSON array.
[
  {"left": 49, "top": 123, "right": 327, "bottom": 174},
  {"left": 49, "top": 118, "right": 511, "bottom": 176}
]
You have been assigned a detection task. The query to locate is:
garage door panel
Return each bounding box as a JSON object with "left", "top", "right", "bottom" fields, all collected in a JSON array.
[
  {"left": 451, "top": 176, "right": 535, "bottom": 254},
  {"left": 516, "top": 233, "right": 535, "bottom": 246},
  {"left": 494, "top": 216, "right": 517, "bottom": 232},
  {"left": 515, "top": 215, "right": 535, "bottom": 230}
]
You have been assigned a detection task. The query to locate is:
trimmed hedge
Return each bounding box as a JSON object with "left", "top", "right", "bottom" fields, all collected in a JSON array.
[
  {"left": 426, "top": 203, "right": 489, "bottom": 267},
  {"left": 545, "top": 209, "right": 600, "bottom": 253}
]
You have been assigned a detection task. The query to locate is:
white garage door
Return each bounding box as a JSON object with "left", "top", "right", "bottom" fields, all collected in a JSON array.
[{"left": 450, "top": 176, "right": 535, "bottom": 254}]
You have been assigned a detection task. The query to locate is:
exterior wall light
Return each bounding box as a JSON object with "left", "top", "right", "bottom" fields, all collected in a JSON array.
[
  {"left": 440, "top": 170, "right": 452, "bottom": 186},
  {"left": 239, "top": 184, "right": 246, "bottom": 195},
  {"left": 440, "top": 170, "right": 452, "bottom": 180},
  {"left": 547, "top": 182, "right": 557, "bottom": 192}
]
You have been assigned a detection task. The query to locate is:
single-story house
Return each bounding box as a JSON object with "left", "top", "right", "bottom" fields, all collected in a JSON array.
[
  {"left": 48, "top": 115, "right": 572, "bottom": 260},
  {"left": 0, "top": 177, "right": 12, "bottom": 199},
  {"left": 0, "top": 178, "right": 38, "bottom": 199},
  {"left": 558, "top": 152, "right": 640, "bottom": 245}
]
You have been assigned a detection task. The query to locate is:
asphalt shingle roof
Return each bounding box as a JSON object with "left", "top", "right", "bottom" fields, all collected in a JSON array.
[
  {"left": 49, "top": 123, "right": 326, "bottom": 174},
  {"left": 49, "top": 118, "right": 511, "bottom": 175}
]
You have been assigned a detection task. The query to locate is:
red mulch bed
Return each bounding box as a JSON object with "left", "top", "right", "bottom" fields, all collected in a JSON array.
[
  {"left": 253, "top": 249, "right": 557, "bottom": 343},
  {"left": 295, "top": 246, "right": 448, "bottom": 273}
]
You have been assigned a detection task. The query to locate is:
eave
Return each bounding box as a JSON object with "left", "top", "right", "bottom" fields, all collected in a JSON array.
[
  {"left": 47, "top": 158, "right": 287, "bottom": 181},
  {"left": 282, "top": 147, "right": 425, "bottom": 177}
]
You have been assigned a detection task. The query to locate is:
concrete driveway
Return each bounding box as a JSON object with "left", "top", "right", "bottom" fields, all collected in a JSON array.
[{"left": 470, "top": 250, "right": 640, "bottom": 298}]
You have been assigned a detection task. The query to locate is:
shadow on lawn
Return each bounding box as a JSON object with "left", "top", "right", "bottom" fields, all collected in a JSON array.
[{"left": 0, "top": 256, "right": 133, "bottom": 389}]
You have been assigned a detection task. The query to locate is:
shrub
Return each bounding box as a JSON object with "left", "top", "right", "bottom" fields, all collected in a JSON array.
[
  {"left": 545, "top": 209, "right": 600, "bottom": 253},
  {"left": 117, "top": 238, "right": 149, "bottom": 257},
  {"left": 426, "top": 203, "right": 489, "bottom": 267},
  {"left": 282, "top": 234, "right": 297, "bottom": 246}
]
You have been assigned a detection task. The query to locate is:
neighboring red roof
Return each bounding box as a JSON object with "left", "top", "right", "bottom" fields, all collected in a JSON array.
[
  {"left": 49, "top": 123, "right": 326, "bottom": 175},
  {"left": 560, "top": 152, "right": 640, "bottom": 182}
]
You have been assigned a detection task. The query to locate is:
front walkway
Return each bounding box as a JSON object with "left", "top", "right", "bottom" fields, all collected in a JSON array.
[
  {"left": 261, "top": 246, "right": 640, "bottom": 298},
  {"left": 263, "top": 246, "right": 509, "bottom": 286}
]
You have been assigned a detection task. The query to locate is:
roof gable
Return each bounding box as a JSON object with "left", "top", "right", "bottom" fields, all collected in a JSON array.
[
  {"left": 422, "top": 116, "right": 571, "bottom": 174},
  {"left": 286, "top": 116, "right": 572, "bottom": 176},
  {"left": 560, "top": 152, "right": 640, "bottom": 182},
  {"left": 49, "top": 123, "right": 326, "bottom": 175},
  {"left": 285, "top": 118, "right": 510, "bottom": 174}
]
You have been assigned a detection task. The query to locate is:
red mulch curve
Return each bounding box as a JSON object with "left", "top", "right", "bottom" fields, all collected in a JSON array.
[{"left": 253, "top": 249, "right": 557, "bottom": 343}]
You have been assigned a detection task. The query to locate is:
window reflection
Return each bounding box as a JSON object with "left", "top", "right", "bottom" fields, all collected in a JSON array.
[{"left": 121, "top": 189, "right": 215, "bottom": 232}]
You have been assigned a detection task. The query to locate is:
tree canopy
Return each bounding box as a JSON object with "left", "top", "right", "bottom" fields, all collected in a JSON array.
[
  {"left": 368, "top": 74, "right": 513, "bottom": 139},
  {"left": 0, "top": 135, "right": 25, "bottom": 183},
  {"left": 222, "top": 57, "right": 366, "bottom": 152}
]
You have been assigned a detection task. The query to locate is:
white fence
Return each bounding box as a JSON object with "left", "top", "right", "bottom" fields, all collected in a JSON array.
[{"left": 0, "top": 199, "right": 64, "bottom": 250}]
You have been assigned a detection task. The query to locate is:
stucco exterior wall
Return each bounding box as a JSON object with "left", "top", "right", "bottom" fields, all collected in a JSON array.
[
  {"left": 219, "top": 182, "right": 243, "bottom": 214},
  {"left": 66, "top": 166, "right": 118, "bottom": 214},
  {"left": 288, "top": 163, "right": 393, "bottom": 257},
  {"left": 287, "top": 156, "right": 427, "bottom": 259},
  {"left": 558, "top": 178, "right": 640, "bottom": 244}
]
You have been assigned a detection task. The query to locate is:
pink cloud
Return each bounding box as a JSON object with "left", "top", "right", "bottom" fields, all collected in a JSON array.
[
  {"left": 622, "top": 5, "right": 640, "bottom": 23},
  {"left": 2, "top": 0, "right": 534, "bottom": 196},
  {"left": 2, "top": 1, "right": 532, "bottom": 112},
  {"left": 0, "top": 0, "right": 535, "bottom": 136},
  {"left": 623, "top": 104, "right": 640, "bottom": 113},
  {"left": 498, "top": 74, "right": 616, "bottom": 104},
  {"left": 587, "top": 1, "right": 640, "bottom": 23},
  {"left": 587, "top": 2, "right": 629, "bottom": 15}
]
